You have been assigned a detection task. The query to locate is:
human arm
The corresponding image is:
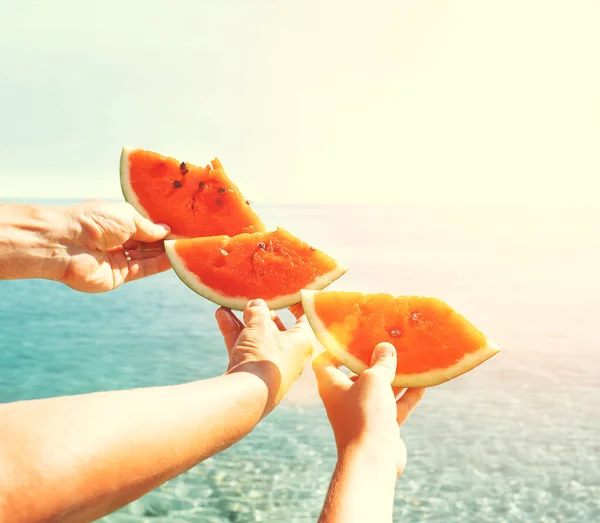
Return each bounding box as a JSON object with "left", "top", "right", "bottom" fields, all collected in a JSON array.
[
  {"left": 313, "top": 344, "right": 425, "bottom": 523},
  {"left": 0, "top": 373, "right": 271, "bottom": 523},
  {"left": 0, "top": 201, "right": 171, "bottom": 292},
  {"left": 0, "top": 300, "right": 313, "bottom": 523}
]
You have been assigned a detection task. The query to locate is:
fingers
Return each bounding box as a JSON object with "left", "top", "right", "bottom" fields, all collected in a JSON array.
[
  {"left": 121, "top": 239, "right": 166, "bottom": 262},
  {"left": 271, "top": 311, "right": 287, "bottom": 332},
  {"left": 312, "top": 351, "right": 352, "bottom": 394},
  {"left": 288, "top": 303, "right": 305, "bottom": 320},
  {"left": 123, "top": 252, "right": 172, "bottom": 283},
  {"left": 216, "top": 308, "right": 244, "bottom": 352},
  {"left": 122, "top": 239, "right": 165, "bottom": 251},
  {"left": 130, "top": 208, "right": 171, "bottom": 243},
  {"left": 396, "top": 387, "right": 425, "bottom": 425},
  {"left": 285, "top": 303, "right": 311, "bottom": 342},
  {"left": 362, "top": 342, "right": 397, "bottom": 384},
  {"left": 123, "top": 248, "right": 166, "bottom": 261},
  {"left": 288, "top": 303, "right": 310, "bottom": 329},
  {"left": 392, "top": 387, "right": 406, "bottom": 399},
  {"left": 243, "top": 299, "right": 272, "bottom": 327}
]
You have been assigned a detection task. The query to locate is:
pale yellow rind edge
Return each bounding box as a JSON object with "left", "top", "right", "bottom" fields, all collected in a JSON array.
[
  {"left": 301, "top": 289, "right": 500, "bottom": 387},
  {"left": 166, "top": 241, "right": 348, "bottom": 311}
]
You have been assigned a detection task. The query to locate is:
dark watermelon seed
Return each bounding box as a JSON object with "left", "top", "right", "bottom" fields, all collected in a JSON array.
[
  {"left": 199, "top": 181, "right": 205, "bottom": 190},
  {"left": 173, "top": 180, "right": 182, "bottom": 188},
  {"left": 217, "top": 187, "right": 226, "bottom": 194},
  {"left": 258, "top": 242, "right": 267, "bottom": 250},
  {"left": 216, "top": 198, "right": 223, "bottom": 206}
]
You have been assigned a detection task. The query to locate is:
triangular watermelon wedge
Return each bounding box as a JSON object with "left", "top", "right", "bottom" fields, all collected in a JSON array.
[
  {"left": 165, "top": 229, "right": 348, "bottom": 310},
  {"left": 120, "top": 147, "right": 265, "bottom": 238},
  {"left": 301, "top": 290, "right": 500, "bottom": 387}
]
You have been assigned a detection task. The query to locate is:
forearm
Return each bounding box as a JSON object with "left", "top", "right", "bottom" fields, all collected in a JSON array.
[
  {"left": 0, "top": 371, "right": 270, "bottom": 523},
  {"left": 0, "top": 204, "right": 73, "bottom": 281},
  {"left": 319, "top": 443, "right": 397, "bottom": 523}
]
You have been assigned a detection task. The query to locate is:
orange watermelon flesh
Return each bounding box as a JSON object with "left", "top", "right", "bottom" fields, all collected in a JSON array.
[
  {"left": 165, "top": 229, "right": 347, "bottom": 310},
  {"left": 301, "top": 290, "right": 499, "bottom": 387},
  {"left": 120, "top": 147, "right": 265, "bottom": 238}
]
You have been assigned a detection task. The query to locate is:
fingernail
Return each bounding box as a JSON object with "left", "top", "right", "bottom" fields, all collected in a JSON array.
[
  {"left": 157, "top": 223, "right": 170, "bottom": 232},
  {"left": 373, "top": 343, "right": 394, "bottom": 361},
  {"left": 248, "top": 298, "right": 266, "bottom": 308}
]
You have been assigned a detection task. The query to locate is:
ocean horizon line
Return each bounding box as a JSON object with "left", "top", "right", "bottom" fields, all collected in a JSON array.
[{"left": 1, "top": 198, "right": 597, "bottom": 210}]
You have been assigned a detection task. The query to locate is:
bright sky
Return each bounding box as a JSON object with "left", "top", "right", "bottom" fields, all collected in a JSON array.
[{"left": 0, "top": 1, "right": 598, "bottom": 204}]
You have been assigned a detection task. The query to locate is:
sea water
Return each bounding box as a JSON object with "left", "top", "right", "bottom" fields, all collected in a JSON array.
[{"left": 0, "top": 203, "right": 598, "bottom": 522}]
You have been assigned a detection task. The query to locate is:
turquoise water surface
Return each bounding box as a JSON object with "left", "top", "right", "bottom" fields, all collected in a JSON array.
[{"left": 1, "top": 203, "right": 599, "bottom": 522}]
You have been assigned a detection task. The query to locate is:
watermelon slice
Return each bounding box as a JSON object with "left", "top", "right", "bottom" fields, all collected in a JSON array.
[
  {"left": 301, "top": 290, "right": 499, "bottom": 387},
  {"left": 164, "top": 229, "right": 347, "bottom": 310},
  {"left": 120, "top": 147, "right": 265, "bottom": 238}
]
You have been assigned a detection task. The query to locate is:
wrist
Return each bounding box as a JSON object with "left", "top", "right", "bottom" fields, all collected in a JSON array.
[
  {"left": 226, "top": 360, "right": 281, "bottom": 417},
  {"left": 321, "top": 438, "right": 397, "bottom": 523},
  {"left": 0, "top": 204, "right": 75, "bottom": 281},
  {"left": 337, "top": 439, "right": 398, "bottom": 480}
]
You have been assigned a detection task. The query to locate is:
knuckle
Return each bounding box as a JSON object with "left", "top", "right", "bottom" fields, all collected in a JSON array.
[
  {"left": 240, "top": 325, "right": 268, "bottom": 346},
  {"left": 362, "top": 367, "right": 390, "bottom": 384},
  {"left": 247, "top": 322, "right": 267, "bottom": 337},
  {"left": 362, "top": 368, "right": 379, "bottom": 379}
]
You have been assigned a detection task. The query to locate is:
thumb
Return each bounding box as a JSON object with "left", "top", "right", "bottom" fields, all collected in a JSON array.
[
  {"left": 131, "top": 211, "right": 171, "bottom": 243},
  {"left": 243, "top": 299, "right": 272, "bottom": 327},
  {"left": 366, "top": 342, "right": 397, "bottom": 384}
]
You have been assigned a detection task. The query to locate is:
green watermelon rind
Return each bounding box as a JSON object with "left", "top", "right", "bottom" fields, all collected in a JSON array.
[
  {"left": 165, "top": 240, "right": 348, "bottom": 311},
  {"left": 119, "top": 146, "right": 153, "bottom": 220},
  {"left": 301, "top": 289, "right": 500, "bottom": 388}
]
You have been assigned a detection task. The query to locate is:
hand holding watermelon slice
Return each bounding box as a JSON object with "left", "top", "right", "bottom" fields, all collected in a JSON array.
[
  {"left": 314, "top": 343, "right": 425, "bottom": 522},
  {"left": 313, "top": 345, "right": 424, "bottom": 473},
  {"left": 215, "top": 298, "right": 314, "bottom": 415}
]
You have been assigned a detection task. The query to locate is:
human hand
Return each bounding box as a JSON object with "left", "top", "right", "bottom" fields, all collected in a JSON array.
[
  {"left": 313, "top": 343, "right": 425, "bottom": 477},
  {"left": 215, "top": 300, "right": 314, "bottom": 416},
  {"left": 58, "top": 201, "right": 172, "bottom": 293}
]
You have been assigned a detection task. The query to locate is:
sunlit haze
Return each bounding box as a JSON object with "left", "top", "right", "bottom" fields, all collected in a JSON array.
[{"left": 1, "top": 1, "right": 598, "bottom": 204}]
